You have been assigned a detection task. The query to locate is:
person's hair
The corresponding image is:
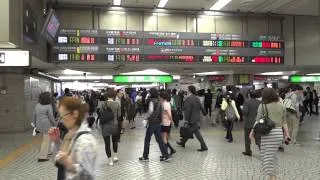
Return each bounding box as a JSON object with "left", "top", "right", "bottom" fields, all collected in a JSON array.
[
  {"left": 172, "top": 89, "right": 177, "bottom": 95},
  {"left": 64, "top": 88, "right": 70, "bottom": 94},
  {"left": 261, "top": 88, "right": 279, "bottom": 104},
  {"left": 188, "top": 85, "right": 196, "bottom": 94},
  {"left": 250, "top": 90, "right": 259, "bottom": 99},
  {"left": 290, "top": 84, "right": 303, "bottom": 92},
  {"left": 160, "top": 91, "right": 170, "bottom": 101},
  {"left": 39, "top": 92, "right": 52, "bottom": 105},
  {"left": 106, "top": 89, "right": 116, "bottom": 99},
  {"left": 53, "top": 92, "right": 58, "bottom": 98},
  {"left": 313, "top": 89, "right": 317, "bottom": 92},
  {"left": 307, "top": 87, "right": 311, "bottom": 90},
  {"left": 149, "top": 88, "right": 159, "bottom": 99},
  {"left": 207, "top": 89, "right": 211, "bottom": 93},
  {"left": 59, "top": 97, "right": 89, "bottom": 127},
  {"left": 217, "top": 88, "right": 222, "bottom": 92}
]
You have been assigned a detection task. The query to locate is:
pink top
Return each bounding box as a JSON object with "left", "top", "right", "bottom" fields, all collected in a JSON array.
[{"left": 162, "top": 101, "right": 172, "bottom": 126}]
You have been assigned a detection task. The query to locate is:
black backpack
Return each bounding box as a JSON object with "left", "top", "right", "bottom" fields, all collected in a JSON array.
[{"left": 100, "top": 104, "right": 115, "bottom": 125}]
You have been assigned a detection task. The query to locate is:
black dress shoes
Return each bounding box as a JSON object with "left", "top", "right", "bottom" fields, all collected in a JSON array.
[
  {"left": 176, "top": 141, "right": 185, "bottom": 148},
  {"left": 197, "top": 148, "right": 208, "bottom": 152},
  {"left": 242, "top": 152, "right": 252, "bottom": 156}
]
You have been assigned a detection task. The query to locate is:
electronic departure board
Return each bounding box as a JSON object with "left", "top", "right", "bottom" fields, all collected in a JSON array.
[{"left": 52, "top": 29, "right": 284, "bottom": 64}]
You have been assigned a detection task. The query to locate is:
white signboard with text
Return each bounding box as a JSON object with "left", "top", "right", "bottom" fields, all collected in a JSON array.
[{"left": 0, "top": 50, "right": 30, "bottom": 67}]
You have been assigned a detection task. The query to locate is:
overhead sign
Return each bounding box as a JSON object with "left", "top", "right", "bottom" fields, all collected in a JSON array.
[
  {"left": 0, "top": 50, "right": 30, "bottom": 67},
  {"left": 53, "top": 28, "right": 284, "bottom": 64},
  {"left": 113, "top": 75, "right": 173, "bottom": 83},
  {"left": 290, "top": 75, "right": 320, "bottom": 83}
]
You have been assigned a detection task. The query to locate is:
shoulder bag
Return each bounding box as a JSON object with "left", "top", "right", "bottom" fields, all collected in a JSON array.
[{"left": 253, "top": 104, "right": 275, "bottom": 136}]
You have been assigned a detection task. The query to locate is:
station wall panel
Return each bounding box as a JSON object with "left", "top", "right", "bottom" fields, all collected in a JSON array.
[
  {"left": 57, "top": 9, "right": 93, "bottom": 29},
  {"left": 144, "top": 13, "right": 158, "bottom": 31},
  {"left": 197, "top": 15, "right": 215, "bottom": 33},
  {"left": 158, "top": 14, "right": 187, "bottom": 32},
  {"left": 127, "top": 12, "right": 143, "bottom": 31},
  {"left": 295, "top": 16, "right": 320, "bottom": 66},
  {"left": 99, "top": 11, "right": 126, "bottom": 30},
  {"left": 215, "top": 16, "right": 243, "bottom": 34}
]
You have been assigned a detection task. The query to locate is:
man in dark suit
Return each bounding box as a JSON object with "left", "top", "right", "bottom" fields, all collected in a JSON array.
[
  {"left": 242, "top": 90, "right": 261, "bottom": 156},
  {"left": 235, "top": 88, "right": 244, "bottom": 122},
  {"left": 306, "top": 87, "right": 314, "bottom": 115},
  {"left": 204, "top": 89, "right": 213, "bottom": 117},
  {"left": 177, "top": 85, "right": 208, "bottom": 152}
]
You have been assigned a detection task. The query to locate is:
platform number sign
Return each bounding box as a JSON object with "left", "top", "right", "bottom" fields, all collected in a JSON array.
[{"left": 0, "top": 53, "right": 5, "bottom": 63}]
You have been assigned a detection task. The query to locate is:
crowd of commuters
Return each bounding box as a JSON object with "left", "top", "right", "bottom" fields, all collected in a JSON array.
[{"left": 31, "top": 84, "right": 318, "bottom": 180}]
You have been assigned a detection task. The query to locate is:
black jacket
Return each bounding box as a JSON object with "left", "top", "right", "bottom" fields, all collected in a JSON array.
[
  {"left": 204, "top": 93, "right": 213, "bottom": 105},
  {"left": 183, "top": 94, "right": 206, "bottom": 126}
]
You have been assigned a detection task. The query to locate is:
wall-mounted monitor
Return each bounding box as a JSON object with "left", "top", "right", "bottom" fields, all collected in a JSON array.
[{"left": 40, "top": 9, "right": 60, "bottom": 45}]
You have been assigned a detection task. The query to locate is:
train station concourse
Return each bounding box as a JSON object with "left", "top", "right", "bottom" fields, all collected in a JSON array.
[{"left": 1, "top": 0, "right": 320, "bottom": 180}]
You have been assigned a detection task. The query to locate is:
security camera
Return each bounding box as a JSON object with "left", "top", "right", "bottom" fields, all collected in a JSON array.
[{"left": 83, "top": 73, "right": 87, "bottom": 77}]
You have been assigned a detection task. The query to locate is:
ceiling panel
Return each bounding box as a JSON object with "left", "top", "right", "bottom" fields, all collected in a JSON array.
[{"left": 57, "top": 0, "right": 319, "bottom": 15}]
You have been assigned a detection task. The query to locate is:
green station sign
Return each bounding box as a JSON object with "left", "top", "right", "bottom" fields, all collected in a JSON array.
[
  {"left": 290, "top": 75, "right": 320, "bottom": 83},
  {"left": 113, "top": 75, "right": 173, "bottom": 83}
]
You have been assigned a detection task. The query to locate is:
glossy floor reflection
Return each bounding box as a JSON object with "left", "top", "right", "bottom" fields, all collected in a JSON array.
[{"left": 1, "top": 114, "right": 320, "bottom": 180}]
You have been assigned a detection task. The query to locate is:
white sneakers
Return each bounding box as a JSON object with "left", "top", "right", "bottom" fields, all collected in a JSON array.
[
  {"left": 108, "top": 158, "right": 114, "bottom": 166},
  {"left": 108, "top": 154, "right": 119, "bottom": 166}
]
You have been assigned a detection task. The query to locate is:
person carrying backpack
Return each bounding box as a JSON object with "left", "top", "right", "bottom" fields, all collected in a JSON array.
[
  {"left": 221, "top": 92, "right": 240, "bottom": 143},
  {"left": 100, "top": 89, "right": 121, "bottom": 166},
  {"left": 139, "top": 88, "right": 170, "bottom": 162}
]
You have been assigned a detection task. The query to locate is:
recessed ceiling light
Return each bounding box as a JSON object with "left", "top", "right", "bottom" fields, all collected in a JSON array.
[
  {"left": 210, "top": 0, "right": 232, "bottom": 10},
  {"left": 113, "top": 0, "right": 121, "bottom": 6},
  {"left": 158, "top": 0, "right": 169, "bottom": 8}
]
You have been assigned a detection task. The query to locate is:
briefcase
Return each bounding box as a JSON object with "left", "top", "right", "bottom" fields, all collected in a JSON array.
[{"left": 180, "top": 126, "right": 194, "bottom": 139}]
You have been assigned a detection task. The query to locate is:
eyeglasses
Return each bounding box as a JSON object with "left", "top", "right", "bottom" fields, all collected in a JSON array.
[{"left": 59, "top": 112, "right": 72, "bottom": 119}]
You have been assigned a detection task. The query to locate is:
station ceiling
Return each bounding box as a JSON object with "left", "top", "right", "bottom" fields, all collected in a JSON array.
[{"left": 57, "top": 0, "right": 318, "bottom": 16}]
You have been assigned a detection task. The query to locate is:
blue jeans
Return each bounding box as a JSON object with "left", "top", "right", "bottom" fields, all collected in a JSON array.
[{"left": 143, "top": 123, "right": 168, "bottom": 158}]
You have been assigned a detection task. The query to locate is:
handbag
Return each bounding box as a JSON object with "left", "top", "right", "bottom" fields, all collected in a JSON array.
[{"left": 253, "top": 104, "right": 275, "bottom": 136}]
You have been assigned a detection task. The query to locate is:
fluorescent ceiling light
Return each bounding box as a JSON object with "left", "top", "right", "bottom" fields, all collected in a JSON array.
[
  {"left": 307, "top": 73, "right": 320, "bottom": 75},
  {"left": 260, "top": 72, "right": 284, "bottom": 76},
  {"left": 195, "top": 72, "right": 218, "bottom": 76},
  {"left": 210, "top": 0, "right": 232, "bottom": 10},
  {"left": 58, "top": 76, "right": 113, "bottom": 80},
  {"left": 281, "top": 76, "right": 289, "bottom": 80},
  {"left": 122, "top": 69, "right": 169, "bottom": 75},
  {"left": 63, "top": 69, "right": 92, "bottom": 75},
  {"left": 195, "top": 70, "right": 234, "bottom": 76},
  {"left": 158, "top": 0, "right": 169, "bottom": 8},
  {"left": 113, "top": 0, "right": 121, "bottom": 6},
  {"left": 173, "top": 75, "right": 180, "bottom": 80}
]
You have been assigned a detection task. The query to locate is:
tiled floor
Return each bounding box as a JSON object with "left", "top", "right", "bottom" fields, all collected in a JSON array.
[{"left": 1, "top": 114, "right": 320, "bottom": 180}]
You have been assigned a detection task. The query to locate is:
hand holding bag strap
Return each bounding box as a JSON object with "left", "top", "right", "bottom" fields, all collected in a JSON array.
[{"left": 263, "top": 104, "right": 269, "bottom": 118}]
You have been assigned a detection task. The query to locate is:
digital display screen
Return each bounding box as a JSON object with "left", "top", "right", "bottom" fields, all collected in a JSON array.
[
  {"left": 147, "top": 39, "right": 195, "bottom": 46},
  {"left": 106, "top": 38, "right": 140, "bottom": 45},
  {"left": 208, "top": 76, "right": 225, "bottom": 81},
  {"left": 113, "top": 75, "right": 173, "bottom": 83},
  {"left": 290, "top": 76, "right": 320, "bottom": 83},
  {"left": 58, "top": 36, "right": 97, "bottom": 44},
  {"left": 145, "top": 55, "right": 195, "bottom": 62},
  {"left": 250, "top": 41, "right": 282, "bottom": 49},
  {"left": 58, "top": 53, "right": 96, "bottom": 61},
  {"left": 201, "top": 56, "right": 246, "bottom": 63},
  {"left": 106, "top": 54, "right": 140, "bottom": 62},
  {"left": 249, "top": 56, "right": 283, "bottom": 64},
  {"left": 47, "top": 14, "right": 60, "bottom": 38},
  {"left": 202, "top": 40, "right": 246, "bottom": 48}
]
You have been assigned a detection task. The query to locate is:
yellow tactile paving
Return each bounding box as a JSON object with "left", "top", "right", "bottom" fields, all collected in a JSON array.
[{"left": 0, "top": 135, "right": 41, "bottom": 168}]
